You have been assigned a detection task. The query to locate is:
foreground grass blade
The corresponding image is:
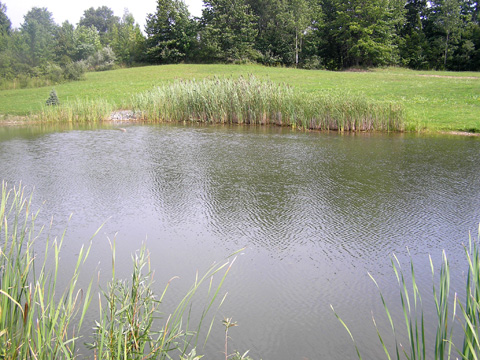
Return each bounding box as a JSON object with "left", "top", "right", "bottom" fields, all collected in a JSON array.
[
  {"left": 333, "top": 227, "right": 480, "bottom": 360},
  {"left": 0, "top": 183, "right": 236, "bottom": 360}
]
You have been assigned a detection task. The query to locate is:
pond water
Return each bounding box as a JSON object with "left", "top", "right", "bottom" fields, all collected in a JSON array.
[{"left": 1, "top": 124, "right": 479, "bottom": 359}]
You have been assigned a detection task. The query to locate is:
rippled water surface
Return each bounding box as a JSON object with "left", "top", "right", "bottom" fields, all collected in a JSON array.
[{"left": 1, "top": 124, "right": 479, "bottom": 359}]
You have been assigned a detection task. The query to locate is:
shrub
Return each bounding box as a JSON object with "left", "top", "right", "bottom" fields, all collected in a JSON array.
[
  {"left": 64, "top": 60, "right": 87, "bottom": 81},
  {"left": 44, "top": 63, "right": 64, "bottom": 83},
  {"left": 45, "top": 88, "right": 59, "bottom": 106},
  {"left": 86, "top": 46, "right": 117, "bottom": 71},
  {"left": 302, "top": 55, "right": 324, "bottom": 70}
]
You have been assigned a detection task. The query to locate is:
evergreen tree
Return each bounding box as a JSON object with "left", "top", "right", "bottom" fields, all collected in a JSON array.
[
  {"left": 0, "top": 2, "right": 12, "bottom": 79},
  {"left": 20, "top": 7, "right": 58, "bottom": 67},
  {"left": 0, "top": 2, "right": 10, "bottom": 55},
  {"left": 401, "top": 0, "right": 430, "bottom": 68},
  {"left": 325, "top": 0, "right": 399, "bottom": 68},
  {"left": 0, "top": 2, "right": 10, "bottom": 37},
  {"left": 199, "top": 0, "right": 258, "bottom": 62},
  {"left": 45, "top": 88, "right": 59, "bottom": 106},
  {"left": 145, "top": 0, "right": 196, "bottom": 63},
  {"left": 248, "top": 0, "right": 296, "bottom": 65},
  {"left": 54, "top": 21, "right": 76, "bottom": 66}
]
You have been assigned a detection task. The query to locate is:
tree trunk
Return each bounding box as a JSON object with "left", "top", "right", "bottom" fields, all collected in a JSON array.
[
  {"left": 295, "top": 28, "right": 298, "bottom": 67},
  {"left": 444, "top": 31, "right": 449, "bottom": 68}
]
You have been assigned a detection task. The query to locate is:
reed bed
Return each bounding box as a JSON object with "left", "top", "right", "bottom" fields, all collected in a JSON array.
[
  {"left": 32, "top": 76, "right": 403, "bottom": 131},
  {"left": 37, "top": 98, "right": 114, "bottom": 123},
  {"left": 0, "top": 182, "right": 234, "bottom": 359},
  {"left": 333, "top": 227, "right": 480, "bottom": 359},
  {"left": 132, "top": 76, "right": 405, "bottom": 132}
]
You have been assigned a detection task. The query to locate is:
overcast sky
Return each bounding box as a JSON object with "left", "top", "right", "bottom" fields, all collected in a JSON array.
[{"left": 5, "top": 0, "right": 204, "bottom": 31}]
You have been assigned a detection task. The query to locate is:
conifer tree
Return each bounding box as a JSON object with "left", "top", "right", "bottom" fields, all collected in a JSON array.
[
  {"left": 145, "top": 0, "right": 196, "bottom": 63},
  {"left": 45, "top": 89, "right": 59, "bottom": 106}
]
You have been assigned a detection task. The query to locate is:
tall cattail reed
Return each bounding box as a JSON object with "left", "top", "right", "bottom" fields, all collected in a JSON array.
[
  {"left": 37, "top": 98, "right": 114, "bottom": 123},
  {"left": 132, "top": 76, "right": 405, "bottom": 132},
  {"left": 0, "top": 181, "right": 93, "bottom": 359},
  {"left": 333, "top": 226, "right": 480, "bottom": 359},
  {"left": 33, "top": 76, "right": 403, "bottom": 131},
  {"left": 0, "top": 182, "right": 234, "bottom": 359}
]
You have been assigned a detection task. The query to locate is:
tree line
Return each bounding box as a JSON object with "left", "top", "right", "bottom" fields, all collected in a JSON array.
[
  {"left": 0, "top": 0, "right": 478, "bottom": 87},
  {"left": 148, "top": 0, "right": 479, "bottom": 70}
]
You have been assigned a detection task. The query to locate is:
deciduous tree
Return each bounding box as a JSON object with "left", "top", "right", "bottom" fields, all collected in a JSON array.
[
  {"left": 111, "top": 11, "right": 145, "bottom": 65},
  {"left": 79, "top": 6, "right": 120, "bottom": 45}
]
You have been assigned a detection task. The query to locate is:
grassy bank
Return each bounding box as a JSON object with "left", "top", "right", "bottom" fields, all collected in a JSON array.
[
  {"left": 0, "top": 64, "right": 478, "bottom": 132},
  {"left": 0, "top": 182, "right": 235, "bottom": 359}
]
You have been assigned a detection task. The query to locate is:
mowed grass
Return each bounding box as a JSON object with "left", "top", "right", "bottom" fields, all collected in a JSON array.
[{"left": 0, "top": 64, "right": 478, "bottom": 132}]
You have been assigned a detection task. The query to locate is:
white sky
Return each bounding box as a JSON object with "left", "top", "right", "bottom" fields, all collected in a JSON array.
[{"left": 5, "top": 0, "right": 204, "bottom": 31}]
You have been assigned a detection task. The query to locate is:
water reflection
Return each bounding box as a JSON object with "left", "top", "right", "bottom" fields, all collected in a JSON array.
[{"left": 0, "top": 124, "right": 479, "bottom": 359}]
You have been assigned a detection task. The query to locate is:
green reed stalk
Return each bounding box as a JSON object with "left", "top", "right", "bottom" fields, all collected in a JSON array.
[
  {"left": 37, "top": 98, "right": 114, "bottom": 123},
  {"left": 333, "top": 229, "right": 480, "bottom": 360},
  {"left": 87, "top": 241, "right": 238, "bottom": 360},
  {"left": 0, "top": 182, "right": 235, "bottom": 359},
  {"left": 459, "top": 227, "right": 480, "bottom": 359},
  {"left": 25, "top": 76, "right": 404, "bottom": 131},
  {"left": 131, "top": 76, "right": 404, "bottom": 132},
  {"left": 0, "top": 181, "right": 94, "bottom": 359}
]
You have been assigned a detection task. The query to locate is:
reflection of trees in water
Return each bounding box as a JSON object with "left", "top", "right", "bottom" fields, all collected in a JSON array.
[
  {"left": 2, "top": 125, "right": 480, "bottom": 360},
  {"left": 3, "top": 125, "right": 480, "bottom": 267},
  {"left": 144, "top": 126, "right": 314, "bottom": 255},
  {"left": 143, "top": 127, "right": 480, "bottom": 265}
]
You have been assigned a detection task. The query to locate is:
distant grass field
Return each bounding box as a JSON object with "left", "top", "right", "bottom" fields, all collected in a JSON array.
[{"left": 0, "top": 64, "right": 478, "bottom": 132}]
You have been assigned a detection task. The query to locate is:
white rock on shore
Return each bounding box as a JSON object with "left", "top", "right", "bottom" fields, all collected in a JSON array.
[{"left": 109, "top": 110, "right": 140, "bottom": 121}]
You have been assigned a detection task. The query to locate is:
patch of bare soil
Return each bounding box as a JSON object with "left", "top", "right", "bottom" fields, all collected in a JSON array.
[
  {"left": 441, "top": 131, "right": 480, "bottom": 136},
  {"left": 343, "top": 67, "right": 370, "bottom": 72},
  {"left": 418, "top": 74, "right": 479, "bottom": 80},
  {"left": 0, "top": 116, "right": 32, "bottom": 126}
]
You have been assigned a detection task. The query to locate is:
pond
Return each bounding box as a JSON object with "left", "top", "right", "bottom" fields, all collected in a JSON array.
[{"left": 1, "top": 123, "right": 479, "bottom": 359}]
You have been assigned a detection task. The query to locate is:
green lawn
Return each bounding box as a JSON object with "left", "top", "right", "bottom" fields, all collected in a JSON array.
[{"left": 0, "top": 64, "right": 479, "bottom": 132}]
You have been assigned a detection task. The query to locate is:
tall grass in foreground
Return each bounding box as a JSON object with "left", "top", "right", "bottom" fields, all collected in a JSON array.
[
  {"left": 0, "top": 182, "right": 235, "bottom": 359},
  {"left": 0, "top": 182, "right": 94, "bottom": 358},
  {"left": 132, "top": 76, "right": 405, "bottom": 131},
  {"left": 333, "top": 228, "right": 480, "bottom": 359}
]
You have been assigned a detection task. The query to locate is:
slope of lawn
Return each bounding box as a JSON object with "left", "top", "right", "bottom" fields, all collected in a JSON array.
[{"left": 0, "top": 64, "right": 478, "bottom": 132}]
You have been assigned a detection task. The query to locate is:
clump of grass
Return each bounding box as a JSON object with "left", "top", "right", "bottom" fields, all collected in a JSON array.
[
  {"left": 37, "top": 98, "right": 114, "bottom": 123},
  {"left": 333, "top": 227, "right": 480, "bottom": 359},
  {"left": 459, "top": 231, "right": 480, "bottom": 358},
  {"left": 0, "top": 182, "right": 236, "bottom": 359},
  {"left": 132, "top": 76, "right": 405, "bottom": 131},
  {"left": 0, "top": 181, "right": 94, "bottom": 358},
  {"left": 88, "top": 240, "right": 237, "bottom": 359}
]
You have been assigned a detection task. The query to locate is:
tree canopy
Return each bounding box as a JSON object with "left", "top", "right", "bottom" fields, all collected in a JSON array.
[{"left": 0, "top": 0, "right": 478, "bottom": 89}]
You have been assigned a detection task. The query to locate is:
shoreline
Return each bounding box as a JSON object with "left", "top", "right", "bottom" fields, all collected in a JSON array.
[{"left": 1, "top": 111, "right": 479, "bottom": 137}]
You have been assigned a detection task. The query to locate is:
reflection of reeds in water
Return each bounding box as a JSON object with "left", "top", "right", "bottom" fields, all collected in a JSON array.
[
  {"left": 0, "top": 182, "right": 234, "bottom": 359},
  {"left": 333, "top": 227, "right": 480, "bottom": 360},
  {"left": 133, "top": 76, "right": 405, "bottom": 132}
]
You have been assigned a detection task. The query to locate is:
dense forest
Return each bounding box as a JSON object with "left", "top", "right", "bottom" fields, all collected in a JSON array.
[{"left": 0, "top": 0, "right": 479, "bottom": 87}]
